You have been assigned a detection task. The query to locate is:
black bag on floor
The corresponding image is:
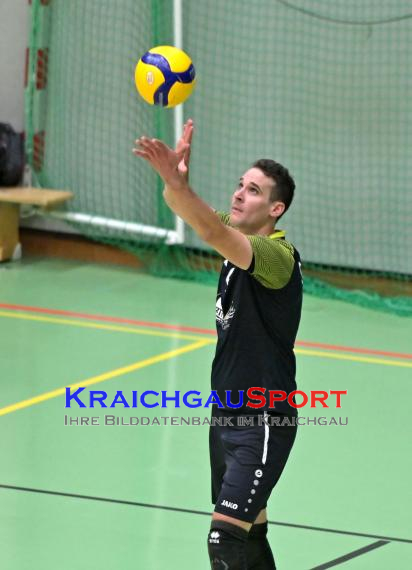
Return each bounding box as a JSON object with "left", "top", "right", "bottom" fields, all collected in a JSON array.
[{"left": 0, "top": 123, "right": 25, "bottom": 186}]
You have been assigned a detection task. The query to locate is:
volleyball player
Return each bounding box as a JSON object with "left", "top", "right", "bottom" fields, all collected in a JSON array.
[{"left": 133, "top": 119, "right": 302, "bottom": 569}]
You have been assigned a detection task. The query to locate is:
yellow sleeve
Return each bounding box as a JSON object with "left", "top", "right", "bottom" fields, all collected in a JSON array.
[
  {"left": 247, "top": 235, "right": 295, "bottom": 289},
  {"left": 215, "top": 211, "right": 231, "bottom": 225}
]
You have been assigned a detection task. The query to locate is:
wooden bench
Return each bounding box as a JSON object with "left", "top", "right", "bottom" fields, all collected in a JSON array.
[{"left": 0, "top": 187, "right": 73, "bottom": 261}]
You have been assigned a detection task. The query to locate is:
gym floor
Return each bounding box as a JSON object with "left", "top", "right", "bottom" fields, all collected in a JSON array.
[{"left": 1, "top": 258, "right": 411, "bottom": 569}]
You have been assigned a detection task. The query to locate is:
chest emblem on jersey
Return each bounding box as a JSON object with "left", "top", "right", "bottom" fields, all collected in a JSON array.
[{"left": 216, "top": 296, "right": 236, "bottom": 330}]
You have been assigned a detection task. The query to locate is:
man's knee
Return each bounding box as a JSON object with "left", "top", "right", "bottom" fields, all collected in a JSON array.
[{"left": 207, "top": 520, "right": 248, "bottom": 569}]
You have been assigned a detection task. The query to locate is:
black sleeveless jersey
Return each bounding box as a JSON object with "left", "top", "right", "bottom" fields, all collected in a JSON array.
[{"left": 211, "top": 240, "right": 303, "bottom": 415}]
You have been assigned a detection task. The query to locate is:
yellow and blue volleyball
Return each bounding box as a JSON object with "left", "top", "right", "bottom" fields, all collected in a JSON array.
[{"left": 134, "top": 45, "right": 196, "bottom": 108}]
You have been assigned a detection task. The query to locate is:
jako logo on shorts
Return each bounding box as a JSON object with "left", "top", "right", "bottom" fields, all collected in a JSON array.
[{"left": 221, "top": 500, "right": 238, "bottom": 510}]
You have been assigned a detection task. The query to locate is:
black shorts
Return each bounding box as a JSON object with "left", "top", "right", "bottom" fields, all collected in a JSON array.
[{"left": 209, "top": 409, "right": 297, "bottom": 523}]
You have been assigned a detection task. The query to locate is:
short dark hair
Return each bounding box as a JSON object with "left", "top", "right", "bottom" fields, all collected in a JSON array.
[{"left": 252, "top": 158, "right": 295, "bottom": 219}]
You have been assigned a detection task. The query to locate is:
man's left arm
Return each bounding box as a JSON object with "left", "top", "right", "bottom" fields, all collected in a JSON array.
[{"left": 164, "top": 183, "right": 254, "bottom": 269}]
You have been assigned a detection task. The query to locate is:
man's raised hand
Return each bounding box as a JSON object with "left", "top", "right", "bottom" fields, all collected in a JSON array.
[{"left": 133, "top": 135, "right": 189, "bottom": 191}]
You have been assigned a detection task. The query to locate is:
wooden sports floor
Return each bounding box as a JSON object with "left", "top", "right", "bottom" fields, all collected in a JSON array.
[{"left": 0, "top": 258, "right": 411, "bottom": 569}]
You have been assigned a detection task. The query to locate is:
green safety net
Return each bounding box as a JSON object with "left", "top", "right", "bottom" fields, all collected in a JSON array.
[{"left": 26, "top": 0, "right": 412, "bottom": 316}]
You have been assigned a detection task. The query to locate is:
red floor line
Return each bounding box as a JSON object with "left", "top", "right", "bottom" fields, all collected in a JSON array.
[
  {"left": 294, "top": 340, "right": 412, "bottom": 360},
  {"left": 0, "top": 303, "right": 215, "bottom": 335},
  {"left": 1, "top": 302, "right": 411, "bottom": 360}
]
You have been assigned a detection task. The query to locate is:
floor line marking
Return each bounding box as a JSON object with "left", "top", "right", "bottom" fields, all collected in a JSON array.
[
  {"left": 295, "top": 348, "right": 412, "bottom": 368},
  {"left": 0, "top": 311, "right": 409, "bottom": 368},
  {"left": 0, "top": 311, "right": 214, "bottom": 342},
  {"left": 1, "top": 303, "right": 411, "bottom": 359},
  {"left": 0, "top": 484, "right": 411, "bottom": 545},
  {"left": 0, "top": 340, "right": 210, "bottom": 417},
  {"left": 0, "top": 303, "right": 215, "bottom": 335},
  {"left": 295, "top": 340, "right": 412, "bottom": 360},
  {"left": 309, "top": 540, "right": 390, "bottom": 569}
]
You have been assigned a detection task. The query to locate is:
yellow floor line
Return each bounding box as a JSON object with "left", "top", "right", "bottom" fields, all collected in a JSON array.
[
  {"left": 0, "top": 311, "right": 214, "bottom": 342},
  {"left": 1, "top": 312, "right": 409, "bottom": 377},
  {"left": 0, "top": 340, "right": 211, "bottom": 417},
  {"left": 295, "top": 348, "right": 412, "bottom": 368}
]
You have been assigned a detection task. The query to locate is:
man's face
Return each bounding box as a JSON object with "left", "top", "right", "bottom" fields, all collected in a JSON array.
[{"left": 229, "top": 167, "right": 283, "bottom": 233}]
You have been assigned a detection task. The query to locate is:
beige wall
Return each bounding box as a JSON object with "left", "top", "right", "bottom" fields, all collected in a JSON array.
[{"left": 0, "top": 0, "right": 28, "bottom": 131}]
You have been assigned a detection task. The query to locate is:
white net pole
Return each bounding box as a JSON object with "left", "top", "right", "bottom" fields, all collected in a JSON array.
[{"left": 171, "top": 0, "right": 185, "bottom": 245}]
